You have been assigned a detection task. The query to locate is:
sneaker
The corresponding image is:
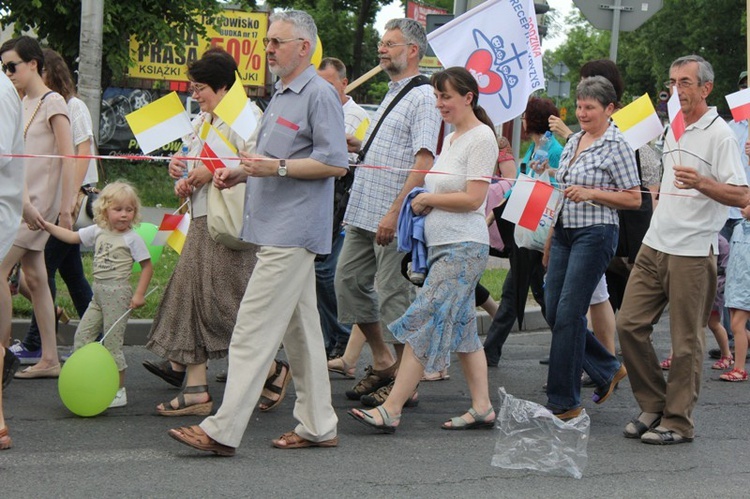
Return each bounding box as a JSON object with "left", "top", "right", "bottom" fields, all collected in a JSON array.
[
  {"left": 109, "top": 387, "right": 127, "bottom": 408},
  {"left": 345, "top": 364, "right": 396, "bottom": 400},
  {"left": 8, "top": 340, "right": 41, "bottom": 365},
  {"left": 59, "top": 348, "right": 74, "bottom": 363}
]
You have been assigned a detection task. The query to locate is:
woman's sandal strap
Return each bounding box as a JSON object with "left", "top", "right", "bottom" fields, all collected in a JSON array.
[
  {"left": 264, "top": 361, "right": 288, "bottom": 395},
  {"left": 161, "top": 386, "right": 211, "bottom": 411},
  {"left": 183, "top": 385, "right": 209, "bottom": 394},
  {"left": 375, "top": 405, "right": 400, "bottom": 426}
]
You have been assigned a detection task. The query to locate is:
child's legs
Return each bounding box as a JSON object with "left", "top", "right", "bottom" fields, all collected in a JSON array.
[
  {"left": 74, "top": 296, "right": 103, "bottom": 351},
  {"left": 708, "top": 312, "right": 731, "bottom": 358},
  {"left": 98, "top": 281, "right": 132, "bottom": 374},
  {"left": 730, "top": 309, "right": 750, "bottom": 371}
]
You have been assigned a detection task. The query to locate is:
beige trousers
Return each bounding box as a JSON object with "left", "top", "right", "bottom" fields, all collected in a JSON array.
[
  {"left": 200, "top": 246, "right": 338, "bottom": 448},
  {"left": 617, "top": 245, "right": 716, "bottom": 438}
]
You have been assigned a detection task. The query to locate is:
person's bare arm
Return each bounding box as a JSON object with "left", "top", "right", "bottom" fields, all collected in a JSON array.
[
  {"left": 376, "top": 148, "right": 434, "bottom": 246},
  {"left": 673, "top": 166, "right": 750, "bottom": 207},
  {"left": 41, "top": 220, "right": 81, "bottom": 245}
]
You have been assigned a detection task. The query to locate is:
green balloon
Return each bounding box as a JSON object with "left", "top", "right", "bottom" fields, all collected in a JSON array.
[
  {"left": 58, "top": 342, "right": 119, "bottom": 417},
  {"left": 132, "top": 222, "right": 163, "bottom": 272}
]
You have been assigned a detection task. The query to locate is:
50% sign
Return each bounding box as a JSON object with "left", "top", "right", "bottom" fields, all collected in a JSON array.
[{"left": 211, "top": 37, "right": 262, "bottom": 71}]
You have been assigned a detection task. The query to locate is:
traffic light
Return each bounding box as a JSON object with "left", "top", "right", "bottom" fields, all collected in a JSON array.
[{"left": 535, "top": 1, "right": 549, "bottom": 38}]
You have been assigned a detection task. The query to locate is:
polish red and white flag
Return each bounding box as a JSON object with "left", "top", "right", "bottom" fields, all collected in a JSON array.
[
  {"left": 726, "top": 87, "right": 750, "bottom": 122},
  {"left": 501, "top": 174, "right": 554, "bottom": 231},
  {"left": 668, "top": 86, "right": 686, "bottom": 141}
]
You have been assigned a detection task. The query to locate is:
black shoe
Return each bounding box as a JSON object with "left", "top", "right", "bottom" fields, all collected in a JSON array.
[
  {"left": 708, "top": 347, "right": 722, "bottom": 359},
  {"left": 142, "top": 359, "right": 185, "bottom": 388},
  {"left": 539, "top": 357, "right": 550, "bottom": 365},
  {"left": 2, "top": 347, "right": 20, "bottom": 389}
]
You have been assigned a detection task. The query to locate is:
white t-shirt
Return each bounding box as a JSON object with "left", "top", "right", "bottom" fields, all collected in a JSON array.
[
  {"left": 67, "top": 97, "right": 98, "bottom": 186},
  {"left": 424, "top": 124, "right": 498, "bottom": 247},
  {"left": 644, "top": 108, "right": 748, "bottom": 256},
  {"left": 79, "top": 225, "right": 151, "bottom": 281}
]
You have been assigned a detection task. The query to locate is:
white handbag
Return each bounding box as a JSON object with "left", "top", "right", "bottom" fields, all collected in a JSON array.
[{"left": 206, "top": 182, "right": 253, "bottom": 251}]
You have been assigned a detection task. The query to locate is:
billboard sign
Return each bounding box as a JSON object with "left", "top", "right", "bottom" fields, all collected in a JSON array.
[{"left": 129, "top": 11, "right": 268, "bottom": 86}]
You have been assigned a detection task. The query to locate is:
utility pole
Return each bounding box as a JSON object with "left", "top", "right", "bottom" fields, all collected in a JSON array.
[{"left": 78, "top": 0, "right": 104, "bottom": 142}]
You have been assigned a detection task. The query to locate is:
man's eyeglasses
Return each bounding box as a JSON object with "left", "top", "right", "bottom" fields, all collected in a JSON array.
[
  {"left": 262, "top": 37, "right": 304, "bottom": 48},
  {"left": 189, "top": 83, "right": 208, "bottom": 94},
  {"left": 664, "top": 79, "right": 698, "bottom": 89},
  {"left": 2, "top": 60, "right": 26, "bottom": 74},
  {"left": 377, "top": 41, "right": 414, "bottom": 49}
]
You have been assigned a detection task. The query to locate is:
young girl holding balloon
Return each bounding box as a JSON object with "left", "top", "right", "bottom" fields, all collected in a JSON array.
[{"left": 42, "top": 181, "right": 153, "bottom": 408}]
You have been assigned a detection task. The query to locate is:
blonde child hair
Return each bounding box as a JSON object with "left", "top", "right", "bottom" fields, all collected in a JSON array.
[{"left": 92, "top": 181, "right": 142, "bottom": 229}]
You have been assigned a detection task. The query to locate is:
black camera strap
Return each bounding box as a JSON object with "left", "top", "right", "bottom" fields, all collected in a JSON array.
[{"left": 357, "top": 74, "right": 430, "bottom": 162}]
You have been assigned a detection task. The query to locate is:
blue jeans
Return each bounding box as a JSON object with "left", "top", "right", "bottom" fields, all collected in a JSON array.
[
  {"left": 23, "top": 238, "right": 92, "bottom": 351},
  {"left": 315, "top": 231, "right": 351, "bottom": 354},
  {"left": 545, "top": 223, "right": 621, "bottom": 411}
]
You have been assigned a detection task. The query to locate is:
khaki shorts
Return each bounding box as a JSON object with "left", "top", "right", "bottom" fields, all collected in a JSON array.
[{"left": 334, "top": 225, "right": 414, "bottom": 343}]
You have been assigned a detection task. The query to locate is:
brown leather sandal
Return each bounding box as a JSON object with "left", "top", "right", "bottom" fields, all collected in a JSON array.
[
  {"left": 157, "top": 385, "right": 213, "bottom": 417},
  {"left": 0, "top": 426, "right": 12, "bottom": 450},
  {"left": 168, "top": 425, "right": 235, "bottom": 456},
  {"left": 271, "top": 430, "right": 338, "bottom": 449},
  {"left": 258, "top": 360, "right": 291, "bottom": 412}
]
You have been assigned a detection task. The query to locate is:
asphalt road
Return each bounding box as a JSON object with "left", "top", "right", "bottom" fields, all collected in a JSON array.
[{"left": 2, "top": 314, "right": 749, "bottom": 498}]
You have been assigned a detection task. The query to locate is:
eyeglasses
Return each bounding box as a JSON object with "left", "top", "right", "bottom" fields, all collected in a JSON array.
[
  {"left": 377, "top": 41, "right": 414, "bottom": 49},
  {"left": 664, "top": 79, "right": 698, "bottom": 89},
  {"left": 189, "top": 82, "right": 208, "bottom": 94},
  {"left": 262, "top": 37, "right": 305, "bottom": 48},
  {"left": 2, "top": 60, "right": 26, "bottom": 74}
]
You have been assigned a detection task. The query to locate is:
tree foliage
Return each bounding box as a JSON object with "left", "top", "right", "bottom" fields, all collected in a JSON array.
[
  {"left": 267, "top": 0, "right": 384, "bottom": 88},
  {"left": 545, "top": 0, "right": 746, "bottom": 115},
  {"left": 0, "top": 0, "right": 255, "bottom": 83}
]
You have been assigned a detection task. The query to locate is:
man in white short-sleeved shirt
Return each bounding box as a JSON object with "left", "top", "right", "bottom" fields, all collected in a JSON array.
[{"left": 618, "top": 55, "right": 750, "bottom": 445}]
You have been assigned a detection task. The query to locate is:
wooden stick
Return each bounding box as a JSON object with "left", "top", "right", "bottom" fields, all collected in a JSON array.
[{"left": 345, "top": 65, "right": 383, "bottom": 94}]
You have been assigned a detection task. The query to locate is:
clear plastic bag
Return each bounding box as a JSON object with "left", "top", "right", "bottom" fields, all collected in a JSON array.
[{"left": 491, "top": 387, "right": 590, "bottom": 479}]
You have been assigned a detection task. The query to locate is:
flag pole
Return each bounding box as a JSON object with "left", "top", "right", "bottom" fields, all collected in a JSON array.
[{"left": 345, "top": 65, "right": 383, "bottom": 94}]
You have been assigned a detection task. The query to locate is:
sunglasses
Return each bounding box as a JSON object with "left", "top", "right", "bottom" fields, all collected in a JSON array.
[{"left": 2, "top": 60, "right": 26, "bottom": 74}]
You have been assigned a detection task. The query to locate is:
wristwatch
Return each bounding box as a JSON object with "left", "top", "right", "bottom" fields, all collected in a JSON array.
[{"left": 277, "top": 159, "right": 288, "bottom": 177}]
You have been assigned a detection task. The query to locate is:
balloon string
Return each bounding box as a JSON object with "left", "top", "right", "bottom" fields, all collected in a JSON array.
[{"left": 99, "top": 286, "right": 159, "bottom": 344}]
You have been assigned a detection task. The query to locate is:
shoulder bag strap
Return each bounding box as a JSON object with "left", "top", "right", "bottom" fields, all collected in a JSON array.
[
  {"left": 23, "top": 91, "right": 55, "bottom": 140},
  {"left": 358, "top": 75, "right": 430, "bottom": 161}
]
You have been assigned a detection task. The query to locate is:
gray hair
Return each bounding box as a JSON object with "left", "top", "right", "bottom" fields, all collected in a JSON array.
[
  {"left": 576, "top": 76, "right": 618, "bottom": 108},
  {"left": 319, "top": 57, "right": 347, "bottom": 79},
  {"left": 269, "top": 10, "right": 318, "bottom": 53},
  {"left": 384, "top": 18, "right": 427, "bottom": 59},
  {"left": 671, "top": 54, "right": 714, "bottom": 85}
]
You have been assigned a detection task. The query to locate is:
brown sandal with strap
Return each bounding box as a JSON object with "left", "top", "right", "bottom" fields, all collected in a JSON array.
[
  {"left": 271, "top": 430, "right": 338, "bottom": 449},
  {"left": 259, "top": 360, "right": 291, "bottom": 412},
  {"left": 157, "top": 385, "right": 213, "bottom": 416},
  {"left": 0, "top": 426, "right": 12, "bottom": 450}
]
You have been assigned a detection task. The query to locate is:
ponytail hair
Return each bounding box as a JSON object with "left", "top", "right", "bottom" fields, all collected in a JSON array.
[{"left": 430, "top": 66, "right": 496, "bottom": 135}]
